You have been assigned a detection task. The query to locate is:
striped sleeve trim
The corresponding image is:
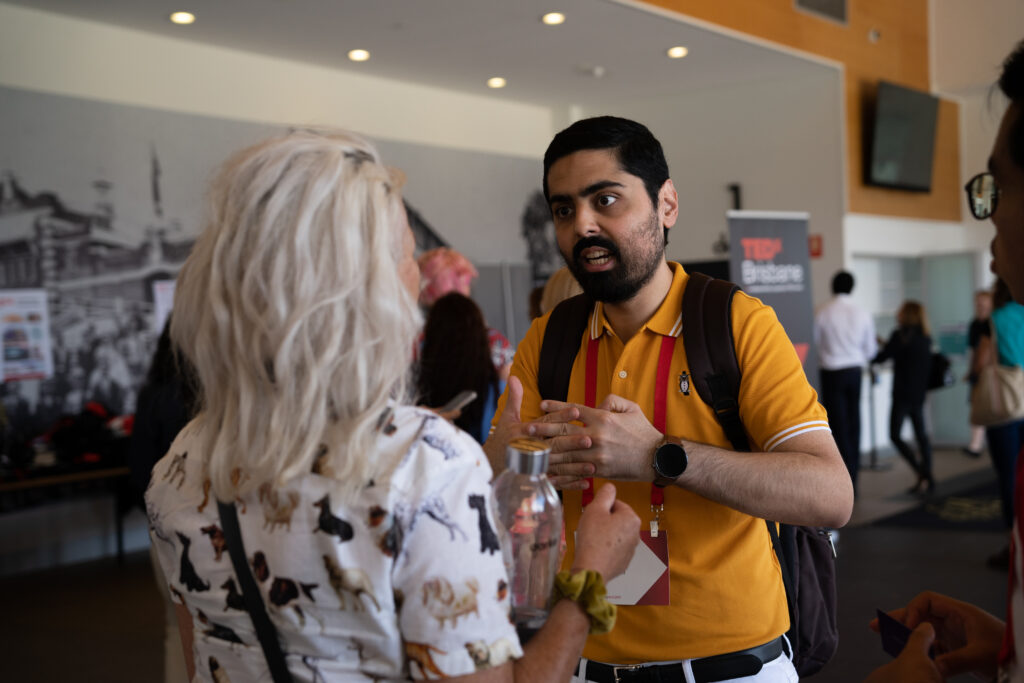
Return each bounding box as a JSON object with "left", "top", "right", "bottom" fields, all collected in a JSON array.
[{"left": 763, "top": 421, "right": 832, "bottom": 452}]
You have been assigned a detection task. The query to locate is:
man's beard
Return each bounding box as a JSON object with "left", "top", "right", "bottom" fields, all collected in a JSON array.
[{"left": 563, "top": 212, "right": 663, "bottom": 304}]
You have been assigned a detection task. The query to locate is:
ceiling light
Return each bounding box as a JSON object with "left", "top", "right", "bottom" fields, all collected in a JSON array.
[
  {"left": 542, "top": 12, "right": 566, "bottom": 25},
  {"left": 667, "top": 46, "right": 689, "bottom": 59},
  {"left": 348, "top": 49, "right": 370, "bottom": 62},
  {"left": 487, "top": 77, "right": 507, "bottom": 89},
  {"left": 169, "top": 11, "right": 195, "bottom": 25}
]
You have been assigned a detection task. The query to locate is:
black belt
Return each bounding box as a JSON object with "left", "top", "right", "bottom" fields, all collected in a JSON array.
[{"left": 579, "top": 637, "right": 784, "bottom": 683}]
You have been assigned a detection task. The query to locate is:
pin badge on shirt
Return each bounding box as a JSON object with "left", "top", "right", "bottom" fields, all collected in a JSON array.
[{"left": 678, "top": 371, "right": 690, "bottom": 396}]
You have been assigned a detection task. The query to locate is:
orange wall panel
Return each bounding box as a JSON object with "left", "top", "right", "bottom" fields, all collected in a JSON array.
[{"left": 639, "top": 0, "right": 961, "bottom": 221}]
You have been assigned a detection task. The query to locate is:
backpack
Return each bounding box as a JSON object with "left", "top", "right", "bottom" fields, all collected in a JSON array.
[{"left": 537, "top": 271, "right": 839, "bottom": 677}]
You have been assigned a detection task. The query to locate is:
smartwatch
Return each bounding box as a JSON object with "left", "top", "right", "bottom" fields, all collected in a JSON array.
[{"left": 652, "top": 436, "right": 688, "bottom": 487}]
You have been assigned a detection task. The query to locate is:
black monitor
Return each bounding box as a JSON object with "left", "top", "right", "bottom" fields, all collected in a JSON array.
[{"left": 865, "top": 81, "right": 939, "bottom": 192}]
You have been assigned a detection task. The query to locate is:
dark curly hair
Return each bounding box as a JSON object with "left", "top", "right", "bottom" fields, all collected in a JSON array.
[{"left": 416, "top": 293, "right": 498, "bottom": 440}]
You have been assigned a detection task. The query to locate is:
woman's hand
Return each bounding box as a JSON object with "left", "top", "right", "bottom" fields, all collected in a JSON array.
[{"left": 570, "top": 483, "right": 640, "bottom": 580}]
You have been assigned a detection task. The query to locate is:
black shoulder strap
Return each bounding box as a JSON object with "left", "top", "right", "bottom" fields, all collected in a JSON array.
[
  {"left": 681, "top": 271, "right": 750, "bottom": 452},
  {"left": 537, "top": 293, "right": 593, "bottom": 402},
  {"left": 217, "top": 501, "right": 294, "bottom": 683},
  {"left": 680, "top": 273, "right": 804, "bottom": 651}
]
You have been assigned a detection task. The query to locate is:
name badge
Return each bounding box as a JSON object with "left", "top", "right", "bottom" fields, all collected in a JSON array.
[{"left": 604, "top": 530, "right": 669, "bottom": 606}]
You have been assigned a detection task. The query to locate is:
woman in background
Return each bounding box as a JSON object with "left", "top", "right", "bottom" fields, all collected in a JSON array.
[
  {"left": 418, "top": 247, "right": 514, "bottom": 380},
  {"left": 417, "top": 292, "right": 502, "bottom": 444},
  {"left": 873, "top": 300, "right": 934, "bottom": 495},
  {"left": 976, "top": 278, "right": 1024, "bottom": 568},
  {"left": 964, "top": 289, "right": 993, "bottom": 458},
  {"left": 147, "top": 130, "right": 638, "bottom": 682},
  {"left": 539, "top": 266, "right": 583, "bottom": 317}
]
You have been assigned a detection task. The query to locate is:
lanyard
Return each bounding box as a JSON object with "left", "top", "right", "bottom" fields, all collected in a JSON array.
[{"left": 580, "top": 331, "right": 677, "bottom": 509}]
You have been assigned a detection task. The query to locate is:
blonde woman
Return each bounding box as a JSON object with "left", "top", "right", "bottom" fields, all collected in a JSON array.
[{"left": 146, "top": 130, "right": 638, "bottom": 682}]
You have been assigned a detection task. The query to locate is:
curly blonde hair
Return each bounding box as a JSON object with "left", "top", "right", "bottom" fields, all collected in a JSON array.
[{"left": 171, "top": 130, "right": 420, "bottom": 501}]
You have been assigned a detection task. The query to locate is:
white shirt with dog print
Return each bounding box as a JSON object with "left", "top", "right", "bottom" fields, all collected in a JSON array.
[{"left": 146, "top": 404, "right": 522, "bottom": 682}]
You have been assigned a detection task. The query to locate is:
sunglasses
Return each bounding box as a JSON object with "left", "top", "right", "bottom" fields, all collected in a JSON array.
[{"left": 964, "top": 172, "right": 1000, "bottom": 220}]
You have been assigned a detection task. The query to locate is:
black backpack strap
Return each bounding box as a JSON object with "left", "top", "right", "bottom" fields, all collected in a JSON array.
[
  {"left": 217, "top": 501, "right": 294, "bottom": 683},
  {"left": 681, "top": 272, "right": 750, "bottom": 451},
  {"left": 537, "top": 293, "right": 593, "bottom": 402},
  {"left": 683, "top": 271, "right": 816, "bottom": 666},
  {"left": 766, "top": 519, "right": 799, "bottom": 633}
]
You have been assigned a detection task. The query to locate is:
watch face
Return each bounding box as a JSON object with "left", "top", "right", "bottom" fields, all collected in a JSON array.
[{"left": 655, "top": 441, "right": 687, "bottom": 478}]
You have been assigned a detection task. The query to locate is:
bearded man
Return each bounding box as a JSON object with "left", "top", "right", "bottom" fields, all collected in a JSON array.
[{"left": 485, "top": 116, "right": 852, "bottom": 682}]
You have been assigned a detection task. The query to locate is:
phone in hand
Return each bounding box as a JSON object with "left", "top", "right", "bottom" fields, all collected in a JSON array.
[
  {"left": 877, "top": 609, "right": 912, "bottom": 657},
  {"left": 440, "top": 390, "right": 478, "bottom": 414},
  {"left": 877, "top": 609, "right": 933, "bottom": 659}
]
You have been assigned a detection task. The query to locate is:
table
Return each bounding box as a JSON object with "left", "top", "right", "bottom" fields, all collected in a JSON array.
[{"left": 0, "top": 465, "right": 133, "bottom": 563}]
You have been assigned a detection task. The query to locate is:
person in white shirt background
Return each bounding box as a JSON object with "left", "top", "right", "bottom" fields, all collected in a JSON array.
[{"left": 815, "top": 271, "right": 878, "bottom": 496}]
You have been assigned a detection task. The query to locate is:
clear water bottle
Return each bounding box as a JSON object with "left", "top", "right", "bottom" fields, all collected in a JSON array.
[{"left": 492, "top": 437, "right": 563, "bottom": 637}]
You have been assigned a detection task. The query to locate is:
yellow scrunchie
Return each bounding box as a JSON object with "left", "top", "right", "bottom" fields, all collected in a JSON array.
[{"left": 552, "top": 569, "right": 617, "bottom": 635}]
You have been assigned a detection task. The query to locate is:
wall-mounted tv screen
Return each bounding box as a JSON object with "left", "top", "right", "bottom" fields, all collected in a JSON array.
[{"left": 865, "top": 81, "right": 939, "bottom": 192}]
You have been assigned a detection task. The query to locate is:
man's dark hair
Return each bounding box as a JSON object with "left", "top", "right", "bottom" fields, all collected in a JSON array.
[
  {"left": 999, "top": 39, "right": 1024, "bottom": 169},
  {"left": 543, "top": 116, "right": 669, "bottom": 211},
  {"left": 832, "top": 271, "right": 854, "bottom": 295}
]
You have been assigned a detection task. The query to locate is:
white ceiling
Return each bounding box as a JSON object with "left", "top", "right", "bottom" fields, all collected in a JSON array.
[
  {"left": 7, "top": 0, "right": 833, "bottom": 107},
  {"left": 931, "top": 0, "right": 1024, "bottom": 97}
]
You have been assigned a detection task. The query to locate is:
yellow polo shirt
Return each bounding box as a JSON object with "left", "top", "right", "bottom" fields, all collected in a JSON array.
[{"left": 492, "top": 263, "right": 830, "bottom": 664}]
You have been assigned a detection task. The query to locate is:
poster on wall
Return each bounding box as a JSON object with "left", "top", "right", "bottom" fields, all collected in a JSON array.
[
  {"left": 727, "top": 210, "right": 818, "bottom": 388},
  {"left": 0, "top": 289, "right": 53, "bottom": 381}
]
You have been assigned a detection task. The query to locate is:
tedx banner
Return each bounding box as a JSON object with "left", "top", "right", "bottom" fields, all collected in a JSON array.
[{"left": 727, "top": 211, "right": 817, "bottom": 387}]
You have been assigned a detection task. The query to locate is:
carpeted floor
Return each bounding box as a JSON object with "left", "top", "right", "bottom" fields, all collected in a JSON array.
[{"left": 873, "top": 469, "right": 1004, "bottom": 532}]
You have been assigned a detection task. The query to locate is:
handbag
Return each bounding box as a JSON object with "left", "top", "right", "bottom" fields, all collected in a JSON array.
[
  {"left": 970, "top": 322, "right": 1024, "bottom": 427},
  {"left": 927, "top": 352, "right": 954, "bottom": 391}
]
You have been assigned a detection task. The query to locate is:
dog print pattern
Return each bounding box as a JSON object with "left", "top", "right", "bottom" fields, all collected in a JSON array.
[
  {"left": 468, "top": 494, "right": 501, "bottom": 555},
  {"left": 146, "top": 405, "right": 521, "bottom": 681}
]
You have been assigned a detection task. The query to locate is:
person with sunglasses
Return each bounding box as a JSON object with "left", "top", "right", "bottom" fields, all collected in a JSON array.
[{"left": 865, "top": 38, "right": 1024, "bottom": 683}]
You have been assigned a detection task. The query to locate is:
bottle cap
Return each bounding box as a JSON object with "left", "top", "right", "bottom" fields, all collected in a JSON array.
[{"left": 506, "top": 437, "right": 550, "bottom": 474}]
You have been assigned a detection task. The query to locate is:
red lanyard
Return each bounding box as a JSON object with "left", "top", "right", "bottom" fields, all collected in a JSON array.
[{"left": 580, "top": 331, "right": 677, "bottom": 508}]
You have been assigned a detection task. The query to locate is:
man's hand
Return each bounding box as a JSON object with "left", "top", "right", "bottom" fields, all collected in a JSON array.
[
  {"left": 482, "top": 376, "right": 530, "bottom": 474},
  {"left": 868, "top": 591, "right": 1004, "bottom": 680},
  {"left": 863, "top": 622, "right": 943, "bottom": 683},
  {"left": 527, "top": 393, "right": 662, "bottom": 489}
]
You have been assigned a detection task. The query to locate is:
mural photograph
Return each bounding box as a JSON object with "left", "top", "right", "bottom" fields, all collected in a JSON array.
[{"left": 0, "top": 86, "right": 546, "bottom": 442}]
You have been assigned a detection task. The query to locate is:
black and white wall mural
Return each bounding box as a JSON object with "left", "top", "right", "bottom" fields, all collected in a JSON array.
[{"left": 0, "top": 85, "right": 555, "bottom": 437}]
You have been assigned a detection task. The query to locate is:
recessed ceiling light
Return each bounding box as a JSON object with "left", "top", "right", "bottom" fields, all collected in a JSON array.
[
  {"left": 542, "top": 12, "right": 566, "bottom": 25},
  {"left": 348, "top": 49, "right": 370, "bottom": 62},
  {"left": 169, "top": 11, "right": 195, "bottom": 25},
  {"left": 667, "top": 46, "right": 689, "bottom": 59},
  {"left": 487, "top": 77, "right": 507, "bottom": 89}
]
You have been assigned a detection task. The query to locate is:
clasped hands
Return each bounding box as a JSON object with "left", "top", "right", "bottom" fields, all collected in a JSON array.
[{"left": 491, "top": 377, "right": 664, "bottom": 489}]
